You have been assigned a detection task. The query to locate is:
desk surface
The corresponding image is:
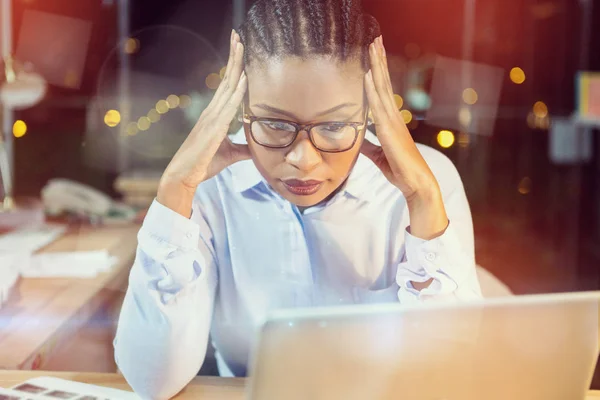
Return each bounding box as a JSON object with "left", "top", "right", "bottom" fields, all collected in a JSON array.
[
  {"left": 0, "top": 371, "right": 245, "bottom": 400},
  {"left": 0, "top": 371, "right": 598, "bottom": 400},
  {"left": 0, "top": 224, "right": 140, "bottom": 369}
]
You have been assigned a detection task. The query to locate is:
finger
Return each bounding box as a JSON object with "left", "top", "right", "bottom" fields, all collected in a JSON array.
[
  {"left": 214, "top": 30, "right": 238, "bottom": 103},
  {"left": 216, "top": 70, "right": 248, "bottom": 128},
  {"left": 375, "top": 37, "right": 396, "bottom": 110},
  {"left": 369, "top": 42, "right": 396, "bottom": 116},
  {"left": 378, "top": 37, "right": 394, "bottom": 96},
  {"left": 210, "top": 30, "right": 238, "bottom": 107},
  {"left": 365, "top": 70, "right": 399, "bottom": 149},
  {"left": 228, "top": 142, "right": 252, "bottom": 163},
  {"left": 359, "top": 136, "right": 382, "bottom": 164},
  {"left": 213, "top": 41, "right": 245, "bottom": 113},
  {"left": 364, "top": 69, "right": 388, "bottom": 128}
]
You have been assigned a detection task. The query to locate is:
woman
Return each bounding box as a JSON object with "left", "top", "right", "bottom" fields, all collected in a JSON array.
[{"left": 114, "top": 0, "right": 482, "bottom": 398}]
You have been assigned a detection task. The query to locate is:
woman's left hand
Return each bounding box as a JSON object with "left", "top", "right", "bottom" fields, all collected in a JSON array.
[{"left": 361, "top": 36, "right": 448, "bottom": 240}]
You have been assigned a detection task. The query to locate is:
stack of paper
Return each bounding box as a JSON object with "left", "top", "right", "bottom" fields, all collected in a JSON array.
[
  {"left": 0, "top": 224, "right": 67, "bottom": 309},
  {"left": 1, "top": 376, "right": 140, "bottom": 399},
  {"left": 19, "top": 250, "right": 117, "bottom": 278}
]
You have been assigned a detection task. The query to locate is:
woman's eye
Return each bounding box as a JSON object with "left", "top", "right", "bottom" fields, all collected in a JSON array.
[
  {"left": 264, "top": 122, "right": 294, "bottom": 132},
  {"left": 321, "top": 124, "right": 344, "bottom": 133}
]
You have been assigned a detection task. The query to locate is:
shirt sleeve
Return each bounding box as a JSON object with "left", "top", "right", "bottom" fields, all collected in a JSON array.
[
  {"left": 395, "top": 155, "right": 483, "bottom": 304},
  {"left": 114, "top": 198, "right": 218, "bottom": 400}
]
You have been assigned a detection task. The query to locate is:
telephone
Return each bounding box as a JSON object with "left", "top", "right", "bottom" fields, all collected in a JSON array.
[{"left": 41, "top": 179, "right": 136, "bottom": 222}]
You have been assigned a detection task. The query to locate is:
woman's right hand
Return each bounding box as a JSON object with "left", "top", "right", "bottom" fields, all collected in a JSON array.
[{"left": 157, "top": 30, "right": 250, "bottom": 217}]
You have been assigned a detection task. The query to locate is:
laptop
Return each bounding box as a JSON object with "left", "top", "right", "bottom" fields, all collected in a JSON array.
[{"left": 247, "top": 291, "right": 600, "bottom": 400}]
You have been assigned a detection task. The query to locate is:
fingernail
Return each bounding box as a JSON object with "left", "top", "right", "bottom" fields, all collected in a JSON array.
[{"left": 231, "top": 29, "right": 235, "bottom": 41}]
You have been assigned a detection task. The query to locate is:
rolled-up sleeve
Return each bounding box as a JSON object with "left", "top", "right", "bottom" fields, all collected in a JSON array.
[
  {"left": 396, "top": 151, "right": 482, "bottom": 304},
  {"left": 114, "top": 198, "right": 218, "bottom": 400}
]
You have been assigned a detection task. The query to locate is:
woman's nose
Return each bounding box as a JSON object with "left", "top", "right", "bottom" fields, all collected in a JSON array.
[{"left": 285, "top": 130, "right": 322, "bottom": 172}]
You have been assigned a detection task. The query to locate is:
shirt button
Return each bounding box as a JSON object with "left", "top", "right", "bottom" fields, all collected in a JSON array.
[
  {"left": 425, "top": 252, "right": 436, "bottom": 262},
  {"left": 186, "top": 232, "right": 193, "bottom": 239}
]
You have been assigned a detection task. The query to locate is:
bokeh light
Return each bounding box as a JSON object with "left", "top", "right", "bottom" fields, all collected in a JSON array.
[
  {"left": 533, "top": 101, "right": 548, "bottom": 118},
  {"left": 179, "top": 94, "right": 192, "bottom": 109},
  {"left": 437, "top": 130, "right": 455, "bottom": 148},
  {"left": 393, "top": 94, "right": 404, "bottom": 109},
  {"left": 156, "top": 99, "right": 169, "bottom": 114},
  {"left": 126, "top": 122, "right": 138, "bottom": 136},
  {"left": 462, "top": 88, "right": 478, "bottom": 105},
  {"left": 518, "top": 177, "right": 532, "bottom": 195},
  {"left": 400, "top": 109, "right": 413, "bottom": 124},
  {"left": 206, "top": 73, "right": 221, "bottom": 90},
  {"left": 13, "top": 120, "right": 27, "bottom": 138},
  {"left": 124, "top": 38, "right": 140, "bottom": 55},
  {"left": 458, "top": 132, "right": 470, "bottom": 147},
  {"left": 458, "top": 106, "right": 472, "bottom": 128},
  {"left": 147, "top": 109, "right": 161, "bottom": 123},
  {"left": 166, "top": 94, "right": 180, "bottom": 108},
  {"left": 137, "top": 116, "right": 151, "bottom": 131},
  {"left": 510, "top": 67, "right": 526, "bottom": 84},
  {"left": 104, "top": 109, "right": 121, "bottom": 127}
]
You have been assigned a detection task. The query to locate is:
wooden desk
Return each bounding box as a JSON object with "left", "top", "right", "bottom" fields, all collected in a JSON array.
[
  {"left": 0, "top": 225, "right": 140, "bottom": 370},
  {"left": 0, "top": 371, "right": 245, "bottom": 399},
  {"left": 0, "top": 370, "right": 598, "bottom": 399}
]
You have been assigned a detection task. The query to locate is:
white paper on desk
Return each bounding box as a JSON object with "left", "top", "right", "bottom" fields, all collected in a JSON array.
[
  {"left": 0, "top": 224, "right": 66, "bottom": 253},
  {"left": 8, "top": 376, "right": 140, "bottom": 399},
  {"left": 19, "top": 251, "right": 117, "bottom": 278}
]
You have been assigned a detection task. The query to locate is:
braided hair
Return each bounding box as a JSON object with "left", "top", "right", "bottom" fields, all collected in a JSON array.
[{"left": 238, "top": 0, "right": 381, "bottom": 71}]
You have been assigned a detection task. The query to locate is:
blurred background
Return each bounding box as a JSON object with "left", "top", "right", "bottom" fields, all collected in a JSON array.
[{"left": 0, "top": 0, "right": 599, "bottom": 380}]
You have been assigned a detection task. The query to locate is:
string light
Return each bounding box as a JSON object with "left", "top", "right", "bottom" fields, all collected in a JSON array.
[
  {"left": 437, "top": 130, "right": 455, "bottom": 148},
  {"left": 137, "top": 116, "right": 151, "bottom": 131},
  {"left": 124, "top": 38, "right": 139, "bottom": 54},
  {"left": 156, "top": 100, "right": 169, "bottom": 114},
  {"left": 166, "top": 94, "right": 180, "bottom": 108},
  {"left": 179, "top": 94, "right": 192, "bottom": 109},
  {"left": 518, "top": 177, "right": 532, "bottom": 195},
  {"left": 533, "top": 101, "right": 548, "bottom": 118},
  {"left": 205, "top": 73, "right": 221, "bottom": 90},
  {"left": 400, "top": 109, "right": 413, "bottom": 124},
  {"left": 458, "top": 132, "right": 470, "bottom": 147},
  {"left": 13, "top": 120, "right": 27, "bottom": 138},
  {"left": 462, "top": 88, "right": 478, "bottom": 105},
  {"left": 393, "top": 94, "right": 404, "bottom": 109},
  {"left": 125, "top": 122, "right": 138, "bottom": 136},
  {"left": 510, "top": 67, "right": 526, "bottom": 84},
  {"left": 104, "top": 110, "right": 121, "bottom": 127},
  {"left": 147, "top": 109, "right": 161, "bottom": 123},
  {"left": 458, "top": 106, "right": 472, "bottom": 128}
]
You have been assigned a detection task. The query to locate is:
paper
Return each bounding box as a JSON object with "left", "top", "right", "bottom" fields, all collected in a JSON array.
[
  {"left": 19, "top": 251, "right": 117, "bottom": 278},
  {"left": 0, "top": 224, "right": 66, "bottom": 253},
  {"left": 1, "top": 376, "right": 140, "bottom": 399}
]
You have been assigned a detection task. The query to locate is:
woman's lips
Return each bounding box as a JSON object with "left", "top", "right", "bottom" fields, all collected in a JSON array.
[{"left": 281, "top": 179, "right": 323, "bottom": 196}]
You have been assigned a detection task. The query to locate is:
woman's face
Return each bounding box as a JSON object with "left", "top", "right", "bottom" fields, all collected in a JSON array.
[{"left": 245, "top": 57, "right": 367, "bottom": 207}]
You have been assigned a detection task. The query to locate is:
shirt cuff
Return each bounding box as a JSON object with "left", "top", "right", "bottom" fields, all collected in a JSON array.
[
  {"left": 396, "top": 221, "right": 473, "bottom": 299},
  {"left": 141, "top": 198, "right": 200, "bottom": 250}
]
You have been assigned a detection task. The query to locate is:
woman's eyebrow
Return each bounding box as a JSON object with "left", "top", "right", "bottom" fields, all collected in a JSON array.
[{"left": 253, "top": 102, "right": 358, "bottom": 120}]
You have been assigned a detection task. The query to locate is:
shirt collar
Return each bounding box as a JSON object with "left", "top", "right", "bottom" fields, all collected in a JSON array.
[{"left": 228, "top": 128, "right": 379, "bottom": 203}]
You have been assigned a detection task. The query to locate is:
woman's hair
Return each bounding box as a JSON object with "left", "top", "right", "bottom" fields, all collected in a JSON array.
[{"left": 238, "top": 0, "right": 381, "bottom": 70}]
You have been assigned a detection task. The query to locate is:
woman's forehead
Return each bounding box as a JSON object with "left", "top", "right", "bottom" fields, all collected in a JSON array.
[{"left": 246, "top": 57, "right": 365, "bottom": 117}]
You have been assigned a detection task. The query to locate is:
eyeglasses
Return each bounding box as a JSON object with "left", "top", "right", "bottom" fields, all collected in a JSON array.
[{"left": 239, "top": 104, "right": 370, "bottom": 153}]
